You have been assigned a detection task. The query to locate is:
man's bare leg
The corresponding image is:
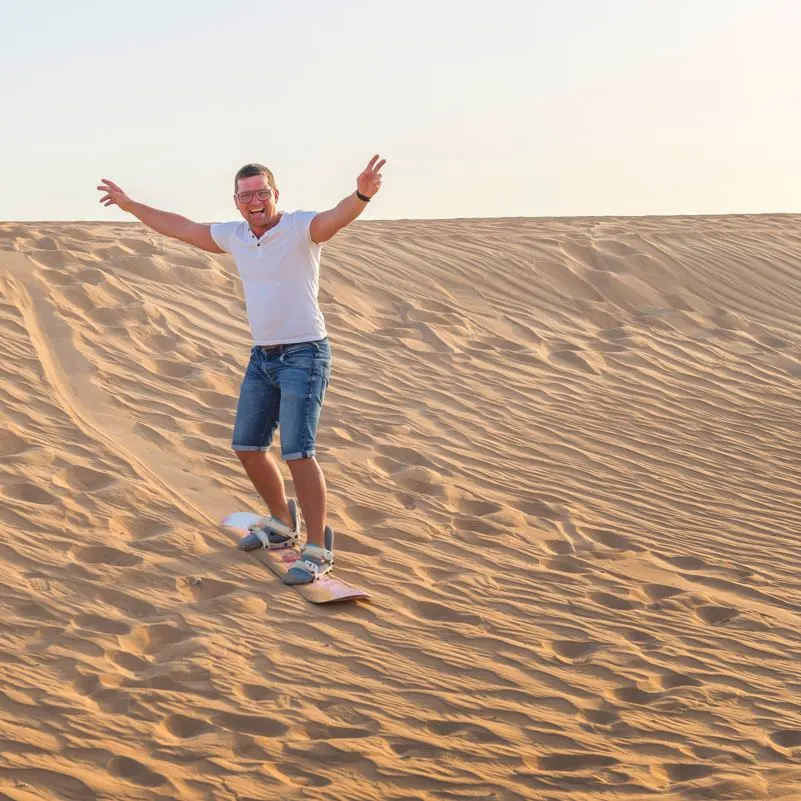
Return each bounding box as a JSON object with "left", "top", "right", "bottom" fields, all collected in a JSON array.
[
  {"left": 235, "top": 451, "right": 293, "bottom": 527},
  {"left": 286, "top": 457, "right": 327, "bottom": 548}
]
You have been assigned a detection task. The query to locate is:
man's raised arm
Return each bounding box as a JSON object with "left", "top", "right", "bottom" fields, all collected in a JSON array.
[
  {"left": 97, "top": 179, "right": 223, "bottom": 254},
  {"left": 309, "top": 155, "right": 386, "bottom": 245}
]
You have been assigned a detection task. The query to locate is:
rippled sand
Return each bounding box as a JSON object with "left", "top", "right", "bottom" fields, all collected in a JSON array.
[{"left": 1, "top": 215, "right": 801, "bottom": 799}]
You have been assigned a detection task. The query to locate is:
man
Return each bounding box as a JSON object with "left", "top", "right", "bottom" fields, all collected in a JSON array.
[{"left": 97, "top": 155, "right": 385, "bottom": 584}]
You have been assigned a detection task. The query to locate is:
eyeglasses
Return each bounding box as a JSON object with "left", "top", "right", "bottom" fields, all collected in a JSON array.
[{"left": 235, "top": 188, "right": 273, "bottom": 203}]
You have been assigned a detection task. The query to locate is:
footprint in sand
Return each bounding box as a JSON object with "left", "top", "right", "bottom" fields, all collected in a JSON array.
[
  {"left": 159, "top": 713, "right": 213, "bottom": 739},
  {"left": 109, "top": 650, "right": 150, "bottom": 673},
  {"left": 59, "top": 465, "right": 117, "bottom": 493},
  {"left": 343, "top": 503, "right": 389, "bottom": 527},
  {"left": 610, "top": 685, "right": 664, "bottom": 706},
  {"left": 633, "top": 583, "right": 685, "bottom": 605},
  {"left": 396, "top": 492, "right": 418, "bottom": 510},
  {"left": 541, "top": 540, "right": 580, "bottom": 556},
  {"left": 106, "top": 756, "right": 168, "bottom": 788},
  {"left": 542, "top": 555, "right": 593, "bottom": 574},
  {"left": 303, "top": 722, "right": 376, "bottom": 741},
  {"left": 518, "top": 497, "right": 566, "bottom": 521},
  {"left": 119, "top": 622, "right": 189, "bottom": 656},
  {"left": 621, "top": 629, "right": 662, "bottom": 650},
  {"left": 652, "top": 763, "right": 716, "bottom": 783},
  {"left": 95, "top": 586, "right": 156, "bottom": 618},
  {"left": 0, "top": 430, "right": 30, "bottom": 457},
  {"left": 694, "top": 604, "right": 740, "bottom": 625},
  {"left": 393, "top": 465, "right": 446, "bottom": 497},
  {"left": 376, "top": 443, "right": 440, "bottom": 470},
  {"left": 3, "top": 481, "right": 59, "bottom": 505},
  {"left": 427, "top": 719, "right": 504, "bottom": 744},
  {"left": 582, "top": 527, "right": 640, "bottom": 551},
  {"left": 662, "top": 554, "right": 709, "bottom": 571},
  {"left": 72, "top": 613, "right": 131, "bottom": 636},
  {"left": 651, "top": 671, "right": 701, "bottom": 691},
  {"left": 769, "top": 730, "right": 801, "bottom": 750},
  {"left": 456, "top": 498, "right": 502, "bottom": 517},
  {"left": 234, "top": 683, "right": 280, "bottom": 703},
  {"left": 110, "top": 515, "right": 171, "bottom": 541},
  {"left": 223, "top": 595, "right": 268, "bottom": 616},
  {"left": 579, "top": 708, "right": 620, "bottom": 728},
  {"left": 563, "top": 520, "right": 642, "bottom": 554},
  {"left": 529, "top": 753, "right": 620, "bottom": 772},
  {"left": 70, "top": 544, "right": 142, "bottom": 568},
  {"left": 555, "top": 348, "right": 599, "bottom": 372},
  {"left": 176, "top": 576, "right": 239, "bottom": 603},
  {"left": 545, "top": 640, "right": 601, "bottom": 664},
  {"left": 213, "top": 711, "right": 288, "bottom": 738},
  {"left": 369, "top": 454, "right": 405, "bottom": 476}
]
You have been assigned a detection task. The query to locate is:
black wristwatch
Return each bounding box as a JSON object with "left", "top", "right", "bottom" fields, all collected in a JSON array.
[{"left": 356, "top": 190, "right": 372, "bottom": 202}]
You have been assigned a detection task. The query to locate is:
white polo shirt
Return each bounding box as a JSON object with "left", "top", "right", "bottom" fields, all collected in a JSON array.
[{"left": 210, "top": 210, "right": 327, "bottom": 346}]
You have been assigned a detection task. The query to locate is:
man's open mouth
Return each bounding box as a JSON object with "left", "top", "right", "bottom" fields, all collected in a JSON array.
[{"left": 249, "top": 208, "right": 265, "bottom": 216}]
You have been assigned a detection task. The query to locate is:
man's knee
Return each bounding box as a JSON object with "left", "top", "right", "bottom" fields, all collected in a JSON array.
[
  {"left": 235, "top": 450, "right": 265, "bottom": 466},
  {"left": 286, "top": 455, "right": 315, "bottom": 469}
]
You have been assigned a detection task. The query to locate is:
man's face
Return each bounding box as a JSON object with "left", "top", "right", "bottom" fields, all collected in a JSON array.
[{"left": 234, "top": 174, "right": 278, "bottom": 225}]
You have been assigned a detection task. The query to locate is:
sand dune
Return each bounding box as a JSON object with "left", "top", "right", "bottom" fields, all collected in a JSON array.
[{"left": 2, "top": 214, "right": 801, "bottom": 799}]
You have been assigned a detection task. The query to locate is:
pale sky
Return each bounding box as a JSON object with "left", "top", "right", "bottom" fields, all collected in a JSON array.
[{"left": 3, "top": 0, "right": 800, "bottom": 221}]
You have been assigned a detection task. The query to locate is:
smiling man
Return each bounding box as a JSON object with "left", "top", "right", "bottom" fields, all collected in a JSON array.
[{"left": 97, "top": 155, "right": 385, "bottom": 584}]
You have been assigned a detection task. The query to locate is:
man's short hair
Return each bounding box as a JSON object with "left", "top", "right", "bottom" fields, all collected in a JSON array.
[{"left": 234, "top": 163, "right": 276, "bottom": 191}]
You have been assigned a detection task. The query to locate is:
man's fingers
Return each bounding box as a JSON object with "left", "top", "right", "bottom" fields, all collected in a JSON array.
[{"left": 363, "top": 156, "right": 386, "bottom": 178}]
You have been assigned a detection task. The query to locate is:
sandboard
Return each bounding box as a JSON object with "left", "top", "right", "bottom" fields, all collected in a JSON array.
[{"left": 221, "top": 511, "right": 370, "bottom": 604}]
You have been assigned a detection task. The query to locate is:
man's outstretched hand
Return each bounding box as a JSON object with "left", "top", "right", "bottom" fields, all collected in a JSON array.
[
  {"left": 357, "top": 155, "right": 386, "bottom": 199},
  {"left": 97, "top": 179, "right": 134, "bottom": 212}
]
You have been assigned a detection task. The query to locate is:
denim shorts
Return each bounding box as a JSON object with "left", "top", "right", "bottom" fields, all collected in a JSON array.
[{"left": 232, "top": 338, "right": 332, "bottom": 460}]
